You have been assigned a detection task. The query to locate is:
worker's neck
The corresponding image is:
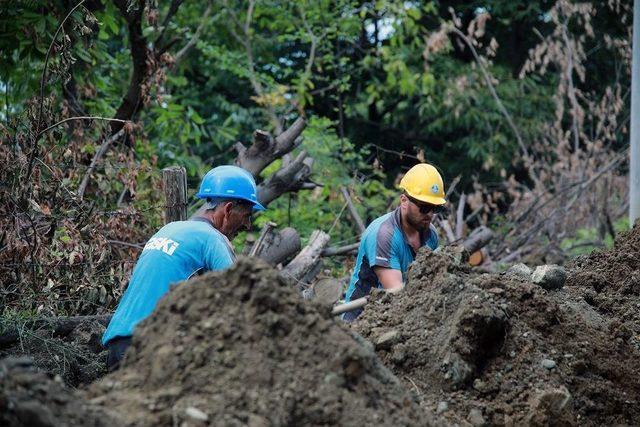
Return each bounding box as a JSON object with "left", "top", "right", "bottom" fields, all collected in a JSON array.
[
  {"left": 195, "top": 210, "right": 223, "bottom": 230},
  {"left": 399, "top": 209, "right": 420, "bottom": 238}
]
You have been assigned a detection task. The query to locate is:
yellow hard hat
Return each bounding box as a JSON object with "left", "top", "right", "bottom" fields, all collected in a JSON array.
[{"left": 399, "top": 163, "right": 446, "bottom": 205}]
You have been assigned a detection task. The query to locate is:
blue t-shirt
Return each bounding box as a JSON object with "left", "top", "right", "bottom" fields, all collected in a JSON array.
[
  {"left": 102, "top": 219, "right": 235, "bottom": 345},
  {"left": 343, "top": 207, "right": 438, "bottom": 321}
]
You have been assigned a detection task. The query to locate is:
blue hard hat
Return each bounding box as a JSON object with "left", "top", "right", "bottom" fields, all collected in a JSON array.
[{"left": 196, "top": 165, "right": 265, "bottom": 211}]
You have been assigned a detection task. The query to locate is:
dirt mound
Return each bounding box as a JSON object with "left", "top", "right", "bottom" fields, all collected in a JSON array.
[
  {"left": 88, "top": 257, "right": 436, "bottom": 426},
  {"left": 0, "top": 319, "right": 107, "bottom": 387},
  {"left": 0, "top": 356, "right": 117, "bottom": 426},
  {"left": 353, "top": 248, "right": 640, "bottom": 426},
  {"left": 566, "top": 223, "right": 640, "bottom": 345}
]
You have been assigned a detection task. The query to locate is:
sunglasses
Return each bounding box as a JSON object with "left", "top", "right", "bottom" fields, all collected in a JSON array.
[{"left": 405, "top": 194, "right": 446, "bottom": 215}]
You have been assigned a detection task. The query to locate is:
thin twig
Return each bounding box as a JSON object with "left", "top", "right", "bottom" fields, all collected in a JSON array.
[
  {"left": 107, "top": 239, "right": 144, "bottom": 250},
  {"left": 173, "top": 1, "right": 214, "bottom": 66},
  {"left": 36, "top": 116, "right": 128, "bottom": 140},
  {"left": 28, "top": 0, "right": 87, "bottom": 183},
  {"left": 448, "top": 22, "right": 540, "bottom": 187},
  {"left": 37, "top": 0, "right": 86, "bottom": 135},
  {"left": 340, "top": 187, "right": 366, "bottom": 234}
]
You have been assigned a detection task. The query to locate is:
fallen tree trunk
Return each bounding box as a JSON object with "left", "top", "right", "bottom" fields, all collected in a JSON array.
[
  {"left": 462, "top": 226, "right": 494, "bottom": 254},
  {"left": 253, "top": 227, "right": 301, "bottom": 266},
  {"left": 282, "top": 230, "right": 330, "bottom": 282},
  {"left": 0, "top": 315, "right": 112, "bottom": 348},
  {"left": 322, "top": 242, "right": 359, "bottom": 257}
]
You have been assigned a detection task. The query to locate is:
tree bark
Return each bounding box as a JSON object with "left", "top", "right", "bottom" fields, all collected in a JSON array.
[
  {"left": 282, "top": 230, "right": 330, "bottom": 282},
  {"left": 162, "top": 166, "right": 188, "bottom": 223},
  {"left": 234, "top": 117, "right": 307, "bottom": 177},
  {"left": 111, "top": 0, "right": 150, "bottom": 136},
  {"left": 462, "top": 226, "right": 494, "bottom": 254},
  {"left": 257, "top": 151, "right": 315, "bottom": 206},
  {"left": 253, "top": 227, "right": 301, "bottom": 266}
]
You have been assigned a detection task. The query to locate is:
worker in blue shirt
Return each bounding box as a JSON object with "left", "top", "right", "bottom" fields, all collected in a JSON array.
[
  {"left": 343, "top": 163, "right": 447, "bottom": 321},
  {"left": 102, "top": 165, "right": 265, "bottom": 371}
]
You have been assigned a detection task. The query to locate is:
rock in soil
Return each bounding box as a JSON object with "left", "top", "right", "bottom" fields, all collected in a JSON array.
[
  {"left": 352, "top": 241, "right": 640, "bottom": 426},
  {"left": 505, "top": 263, "right": 532, "bottom": 280},
  {"left": 86, "top": 257, "right": 438, "bottom": 426},
  {"left": 531, "top": 264, "right": 566, "bottom": 290}
]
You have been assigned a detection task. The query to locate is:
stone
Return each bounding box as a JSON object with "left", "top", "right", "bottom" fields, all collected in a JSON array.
[
  {"left": 391, "top": 346, "right": 407, "bottom": 364},
  {"left": 374, "top": 329, "right": 401, "bottom": 350},
  {"left": 541, "top": 359, "right": 556, "bottom": 370},
  {"left": 506, "top": 263, "right": 532, "bottom": 280},
  {"left": 185, "top": 406, "right": 209, "bottom": 421},
  {"left": 531, "top": 265, "right": 566, "bottom": 290},
  {"left": 468, "top": 408, "right": 486, "bottom": 426},
  {"left": 436, "top": 401, "right": 449, "bottom": 414},
  {"left": 527, "top": 387, "right": 572, "bottom": 423}
]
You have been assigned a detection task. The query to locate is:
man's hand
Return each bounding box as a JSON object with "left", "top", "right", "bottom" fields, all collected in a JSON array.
[{"left": 373, "top": 267, "right": 404, "bottom": 293}]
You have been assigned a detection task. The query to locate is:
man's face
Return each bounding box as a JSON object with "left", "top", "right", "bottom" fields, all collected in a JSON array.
[
  {"left": 401, "top": 194, "right": 438, "bottom": 232},
  {"left": 220, "top": 202, "right": 253, "bottom": 240}
]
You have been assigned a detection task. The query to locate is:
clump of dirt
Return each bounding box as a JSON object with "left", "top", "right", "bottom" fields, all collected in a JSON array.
[
  {"left": 0, "top": 320, "right": 107, "bottom": 387},
  {"left": 353, "top": 247, "right": 640, "bottom": 426},
  {"left": 87, "top": 257, "right": 436, "bottom": 426},
  {"left": 0, "top": 356, "right": 118, "bottom": 426},
  {"left": 566, "top": 222, "right": 640, "bottom": 345}
]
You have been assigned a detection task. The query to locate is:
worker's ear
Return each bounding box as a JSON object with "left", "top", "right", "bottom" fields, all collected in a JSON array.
[{"left": 222, "top": 201, "right": 234, "bottom": 217}]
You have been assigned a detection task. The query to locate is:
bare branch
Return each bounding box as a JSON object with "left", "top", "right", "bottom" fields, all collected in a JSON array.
[
  {"left": 77, "top": 129, "right": 126, "bottom": 199},
  {"left": 257, "top": 151, "right": 314, "bottom": 206},
  {"left": 340, "top": 187, "right": 366, "bottom": 234},
  {"left": 449, "top": 24, "right": 540, "bottom": 185},
  {"left": 173, "top": 1, "right": 213, "bottom": 67},
  {"left": 155, "top": 0, "right": 185, "bottom": 48},
  {"left": 37, "top": 116, "right": 128, "bottom": 139},
  {"left": 28, "top": 0, "right": 87, "bottom": 182},
  {"left": 455, "top": 193, "right": 466, "bottom": 239},
  {"left": 235, "top": 117, "right": 307, "bottom": 177}
]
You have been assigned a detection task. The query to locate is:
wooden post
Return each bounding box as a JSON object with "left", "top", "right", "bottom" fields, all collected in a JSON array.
[{"left": 162, "top": 166, "right": 188, "bottom": 224}]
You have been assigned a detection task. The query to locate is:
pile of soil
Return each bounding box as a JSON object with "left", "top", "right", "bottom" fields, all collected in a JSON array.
[
  {"left": 85, "top": 258, "right": 436, "bottom": 426},
  {"left": 566, "top": 222, "right": 640, "bottom": 346},
  {"left": 0, "top": 356, "right": 116, "bottom": 426},
  {"left": 353, "top": 243, "right": 640, "bottom": 426},
  {"left": 0, "top": 319, "right": 107, "bottom": 387}
]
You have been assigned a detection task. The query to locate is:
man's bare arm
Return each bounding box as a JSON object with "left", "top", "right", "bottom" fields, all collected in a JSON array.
[{"left": 373, "top": 267, "right": 403, "bottom": 293}]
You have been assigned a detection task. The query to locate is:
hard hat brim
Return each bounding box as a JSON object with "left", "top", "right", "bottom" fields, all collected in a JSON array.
[{"left": 408, "top": 194, "right": 447, "bottom": 205}]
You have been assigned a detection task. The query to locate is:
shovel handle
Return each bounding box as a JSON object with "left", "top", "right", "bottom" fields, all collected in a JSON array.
[{"left": 331, "top": 297, "right": 368, "bottom": 316}]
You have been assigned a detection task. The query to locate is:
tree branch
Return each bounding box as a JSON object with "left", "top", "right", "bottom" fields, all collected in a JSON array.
[
  {"left": 77, "top": 129, "right": 126, "bottom": 199},
  {"left": 111, "top": 0, "right": 150, "bottom": 135},
  {"left": 235, "top": 117, "right": 307, "bottom": 177},
  {"left": 257, "top": 151, "right": 314, "bottom": 206},
  {"left": 172, "top": 1, "right": 213, "bottom": 67}
]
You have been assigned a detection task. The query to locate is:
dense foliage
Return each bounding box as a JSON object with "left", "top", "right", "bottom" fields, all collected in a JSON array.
[{"left": 0, "top": 0, "right": 632, "bottom": 315}]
